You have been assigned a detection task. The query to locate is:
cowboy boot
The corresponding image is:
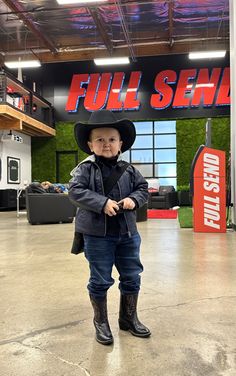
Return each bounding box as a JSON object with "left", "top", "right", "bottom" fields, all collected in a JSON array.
[
  {"left": 90, "top": 295, "right": 113, "bottom": 345},
  {"left": 118, "top": 293, "right": 151, "bottom": 338}
]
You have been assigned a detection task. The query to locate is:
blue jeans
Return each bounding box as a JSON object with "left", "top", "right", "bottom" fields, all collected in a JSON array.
[{"left": 83, "top": 232, "right": 143, "bottom": 300}]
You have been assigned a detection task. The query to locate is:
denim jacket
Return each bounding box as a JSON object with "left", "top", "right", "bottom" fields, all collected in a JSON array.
[{"left": 68, "top": 155, "right": 148, "bottom": 237}]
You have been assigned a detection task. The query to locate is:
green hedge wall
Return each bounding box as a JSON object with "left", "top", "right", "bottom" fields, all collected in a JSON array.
[
  {"left": 176, "top": 117, "right": 230, "bottom": 186},
  {"left": 31, "top": 136, "right": 56, "bottom": 182},
  {"left": 32, "top": 117, "right": 230, "bottom": 185},
  {"left": 31, "top": 122, "right": 87, "bottom": 183}
]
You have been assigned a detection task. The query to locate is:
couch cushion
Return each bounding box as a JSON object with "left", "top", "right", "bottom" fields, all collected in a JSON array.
[{"left": 27, "top": 183, "right": 46, "bottom": 194}]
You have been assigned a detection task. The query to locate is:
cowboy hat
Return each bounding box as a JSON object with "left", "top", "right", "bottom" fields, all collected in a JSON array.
[{"left": 74, "top": 109, "right": 136, "bottom": 154}]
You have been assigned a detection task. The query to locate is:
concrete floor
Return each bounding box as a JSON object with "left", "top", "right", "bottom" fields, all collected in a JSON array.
[{"left": 0, "top": 212, "right": 236, "bottom": 376}]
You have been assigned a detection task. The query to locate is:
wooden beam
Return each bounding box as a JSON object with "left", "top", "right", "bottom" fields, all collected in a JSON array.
[
  {"left": 22, "top": 123, "right": 54, "bottom": 137},
  {"left": 34, "top": 39, "right": 229, "bottom": 63},
  {"left": 0, "top": 118, "right": 22, "bottom": 130}
]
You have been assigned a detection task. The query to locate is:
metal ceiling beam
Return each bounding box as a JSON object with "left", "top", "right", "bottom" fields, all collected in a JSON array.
[
  {"left": 2, "top": 0, "right": 58, "bottom": 54},
  {"left": 88, "top": 7, "right": 113, "bottom": 55},
  {"left": 216, "top": 0, "right": 228, "bottom": 39},
  {"left": 168, "top": 0, "right": 174, "bottom": 48},
  {"left": 0, "top": 27, "right": 228, "bottom": 56},
  {"left": 114, "top": 0, "right": 136, "bottom": 61}
]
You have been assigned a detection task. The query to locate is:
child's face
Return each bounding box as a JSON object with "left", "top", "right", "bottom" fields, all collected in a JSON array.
[{"left": 88, "top": 127, "right": 123, "bottom": 158}]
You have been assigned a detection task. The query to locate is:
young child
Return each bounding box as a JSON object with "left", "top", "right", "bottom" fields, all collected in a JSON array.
[{"left": 69, "top": 109, "right": 151, "bottom": 345}]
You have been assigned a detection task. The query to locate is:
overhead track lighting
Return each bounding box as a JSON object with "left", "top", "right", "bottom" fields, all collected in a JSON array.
[
  {"left": 57, "top": 0, "right": 108, "bottom": 4},
  {"left": 94, "top": 57, "right": 130, "bottom": 66},
  {"left": 4, "top": 60, "right": 41, "bottom": 69},
  {"left": 188, "top": 51, "right": 226, "bottom": 60}
]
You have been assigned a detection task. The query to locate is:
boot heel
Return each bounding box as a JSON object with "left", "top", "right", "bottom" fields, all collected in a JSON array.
[{"left": 119, "top": 319, "right": 130, "bottom": 331}]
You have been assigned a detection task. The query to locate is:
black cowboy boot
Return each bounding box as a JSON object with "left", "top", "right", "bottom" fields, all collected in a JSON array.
[
  {"left": 90, "top": 295, "right": 113, "bottom": 345},
  {"left": 119, "top": 293, "right": 151, "bottom": 338}
]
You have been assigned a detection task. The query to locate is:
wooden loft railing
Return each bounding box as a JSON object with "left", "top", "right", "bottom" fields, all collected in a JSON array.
[{"left": 0, "top": 71, "right": 55, "bottom": 137}]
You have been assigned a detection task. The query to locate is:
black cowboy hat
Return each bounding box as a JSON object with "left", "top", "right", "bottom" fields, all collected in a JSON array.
[{"left": 74, "top": 109, "right": 136, "bottom": 154}]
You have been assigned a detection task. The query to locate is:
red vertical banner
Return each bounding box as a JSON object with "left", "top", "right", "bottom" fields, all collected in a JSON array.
[{"left": 192, "top": 146, "right": 226, "bottom": 232}]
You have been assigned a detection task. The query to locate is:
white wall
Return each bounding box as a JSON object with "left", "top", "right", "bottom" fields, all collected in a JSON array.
[{"left": 0, "top": 130, "right": 31, "bottom": 189}]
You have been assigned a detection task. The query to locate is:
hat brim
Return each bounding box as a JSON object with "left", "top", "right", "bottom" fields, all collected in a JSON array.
[{"left": 74, "top": 118, "right": 136, "bottom": 155}]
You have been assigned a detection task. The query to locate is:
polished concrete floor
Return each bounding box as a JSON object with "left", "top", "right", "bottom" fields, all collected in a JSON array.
[{"left": 0, "top": 211, "right": 236, "bottom": 376}]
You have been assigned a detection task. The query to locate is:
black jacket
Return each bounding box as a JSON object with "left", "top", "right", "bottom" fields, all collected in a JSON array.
[{"left": 68, "top": 155, "right": 148, "bottom": 237}]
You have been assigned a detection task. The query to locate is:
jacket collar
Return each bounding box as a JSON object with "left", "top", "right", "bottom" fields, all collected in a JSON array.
[{"left": 70, "top": 153, "right": 124, "bottom": 176}]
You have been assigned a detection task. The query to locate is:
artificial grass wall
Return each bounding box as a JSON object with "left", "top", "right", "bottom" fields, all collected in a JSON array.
[
  {"left": 176, "top": 117, "right": 230, "bottom": 187},
  {"left": 31, "top": 136, "right": 56, "bottom": 183},
  {"left": 31, "top": 122, "right": 87, "bottom": 183}
]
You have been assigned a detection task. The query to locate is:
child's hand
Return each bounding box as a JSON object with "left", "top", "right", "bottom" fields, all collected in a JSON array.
[
  {"left": 104, "top": 199, "right": 119, "bottom": 216},
  {"left": 118, "top": 198, "right": 135, "bottom": 210}
]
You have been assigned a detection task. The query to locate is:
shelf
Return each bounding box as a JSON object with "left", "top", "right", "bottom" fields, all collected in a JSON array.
[{"left": 0, "top": 104, "right": 55, "bottom": 136}]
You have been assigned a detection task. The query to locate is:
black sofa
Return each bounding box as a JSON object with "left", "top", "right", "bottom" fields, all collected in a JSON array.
[
  {"left": 148, "top": 185, "right": 178, "bottom": 209},
  {"left": 25, "top": 188, "right": 76, "bottom": 224}
]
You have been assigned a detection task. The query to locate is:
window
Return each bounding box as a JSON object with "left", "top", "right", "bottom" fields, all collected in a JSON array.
[
  {"left": 135, "top": 121, "right": 153, "bottom": 134},
  {"left": 131, "top": 150, "right": 153, "bottom": 163},
  {"left": 154, "top": 134, "right": 176, "bottom": 148},
  {"left": 154, "top": 121, "right": 176, "bottom": 133},
  {"left": 155, "top": 163, "right": 176, "bottom": 178},
  {"left": 124, "top": 120, "right": 176, "bottom": 188},
  {"left": 133, "top": 135, "right": 153, "bottom": 149},
  {"left": 155, "top": 149, "right": 176, "bottom": 162}
]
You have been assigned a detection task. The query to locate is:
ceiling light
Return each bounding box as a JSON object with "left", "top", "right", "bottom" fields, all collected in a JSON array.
[
  {"left": 188, "top": 51, "right": 226, "bottom": 59},
  {"left": 4, "top": 60, "right": 41, "bottom": 69},
  {"left": 94, "top": 57, "right": 130, "bottom": 66},
  {"left": 57, "top": 0, "right": 107, "bottom": 4}
]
